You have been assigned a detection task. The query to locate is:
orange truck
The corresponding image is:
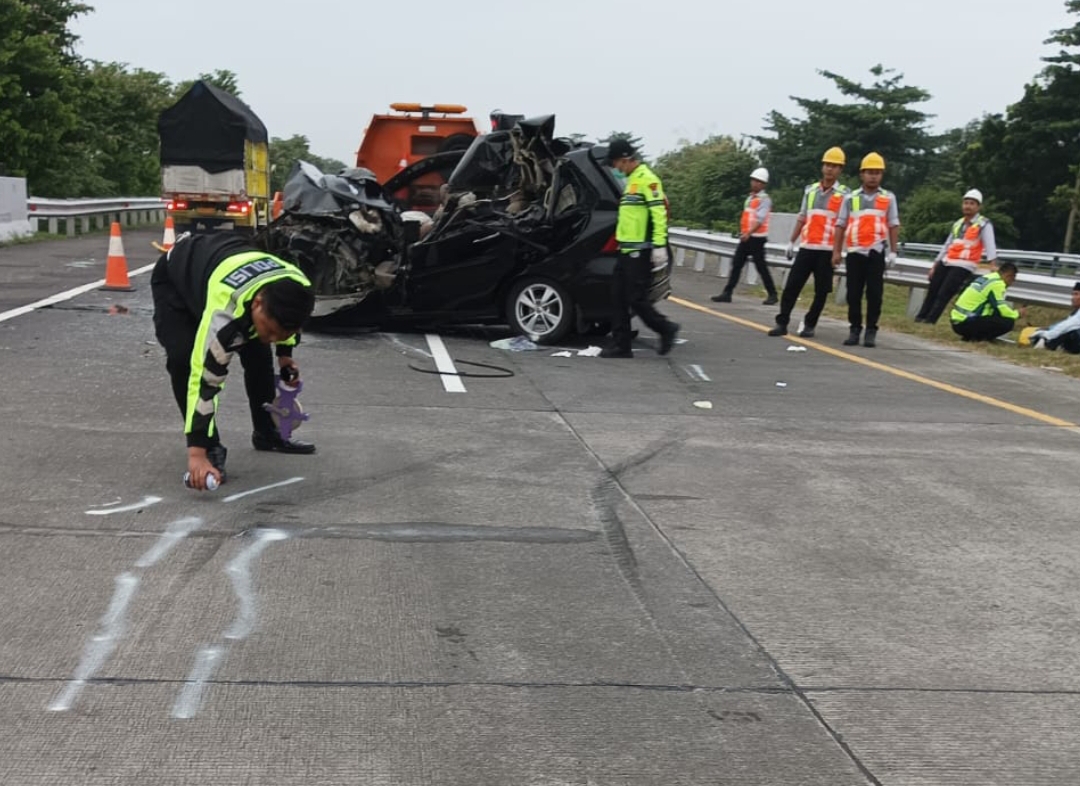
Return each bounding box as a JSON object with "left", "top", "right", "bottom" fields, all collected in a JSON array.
[{"left": 355, "top": 103, "right": 483, "bottom": 213}]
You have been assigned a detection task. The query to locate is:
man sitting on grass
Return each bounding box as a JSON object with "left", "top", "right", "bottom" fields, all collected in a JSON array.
[{"left": 1027, "top": 282, "right": 1080, "bottom": 354}]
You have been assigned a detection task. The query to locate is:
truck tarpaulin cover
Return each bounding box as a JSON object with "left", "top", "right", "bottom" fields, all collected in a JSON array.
[{"left": 158, "top": 80, "right": 268, "bottom": 172}]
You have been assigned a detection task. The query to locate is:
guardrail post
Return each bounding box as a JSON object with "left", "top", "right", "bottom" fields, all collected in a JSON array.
[
  {"left": 746, "top": 263, "right": 759, "bottom": 286},
  {"left": 674, "top": 247, "right": 686, "bottom": 268},
  {"left": 906, "top": 287, "right": 926, "bottom": 318},
  {"left": 48, "top": 217, "right": 58, "bottom": 235},
  {"left": 717, "top": 253, "right": 730, "bottom": 278},
  {"left": 65, "top": 217, "right": 75, "bottom": 237}
]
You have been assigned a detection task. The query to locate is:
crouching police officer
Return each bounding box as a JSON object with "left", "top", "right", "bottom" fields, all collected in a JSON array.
[
  {"left": 151, "top": 232, "right": 317, "bottom": 491},
  {"left": 602, "top": 139, "right": 680, "bottom": 358}
]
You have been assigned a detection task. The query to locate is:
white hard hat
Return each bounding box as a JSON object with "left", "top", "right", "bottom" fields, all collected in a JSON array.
[
  {"left": 963, "top": 188, "right": 983, "bottom": 204},
  {"left": 750, "top": 167, "right": 769, "bottom": 184}
]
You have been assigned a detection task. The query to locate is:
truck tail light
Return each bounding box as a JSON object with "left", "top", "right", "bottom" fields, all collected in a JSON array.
[
  {"left": 167, "top": 200, "right": 188, "bottom": 211},
  {"left": 602, "top": 234, "right": 619, "bottom": 254},
  {"left": 226, "top": 201, "right": 251, "bottom": 214}
]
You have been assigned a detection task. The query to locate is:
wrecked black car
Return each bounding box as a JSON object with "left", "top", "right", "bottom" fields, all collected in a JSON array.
[{"left": 258, "top": 115, "right": 672, "bottom": 342}]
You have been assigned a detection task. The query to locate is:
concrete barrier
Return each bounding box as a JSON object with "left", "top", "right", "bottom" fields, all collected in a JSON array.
[{"left": 0, "top": 177, "right": 32, "bottom": 242}]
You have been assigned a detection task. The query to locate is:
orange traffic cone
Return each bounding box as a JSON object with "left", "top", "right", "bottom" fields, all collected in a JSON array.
[
  {"left": 271, "top": 191, "right": 284, "bottom": 220},
  {"left": 152, "top": 215, "right": 176, "bottom": 252},
  {"left": 101, "top": 222, "right": 135, "bottom": 292}
]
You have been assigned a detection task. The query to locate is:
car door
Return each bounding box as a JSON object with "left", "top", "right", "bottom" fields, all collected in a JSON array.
[{"left": 402, "top": 215, "right": 524, "bottom": 314}]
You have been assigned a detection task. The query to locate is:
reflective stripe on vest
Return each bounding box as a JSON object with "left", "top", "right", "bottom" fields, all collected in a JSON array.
[
  {"left": 946, "top": 216, "right": 986, "bottom": 263},
  {"left": 740, "top": 194, "right": 769, "bottom": 237},
  {"left": 801, "top": 184, "right": 847, "bottom": 249},
  {"left": 950, "top": 272, "right": 1000, "bottom": 321},
  {"left": 845, "top": 191, "right": 892, "bottom": 250}
]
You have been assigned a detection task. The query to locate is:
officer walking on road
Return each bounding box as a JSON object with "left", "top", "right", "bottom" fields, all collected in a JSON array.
[
  {"left": 833, "top": 152, "right": 900, "bottom": 348},
  {"left": 914, "top": 189, "right": 998, "bottom": 324},
  {"left": 768, "top": 148, "right": 850, "bottom": 338},
  {"left": 151, "top": 232, "right": 317, "bottom": 491},
  {"left": 601, "top": 139, "right": 680, "bottom": 358},
  {"left": 711, "top": 167, "right": 778, "bottom": 305}
]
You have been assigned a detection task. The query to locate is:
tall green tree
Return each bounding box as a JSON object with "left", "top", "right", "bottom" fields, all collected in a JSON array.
[
  {"left": 173, "top": 69, "right": 242, "bottom": 100},
  {"left": 269, "top": 134, "right": 347, "bottom": 193},
  {"left": 753, "top": 65, "right": 935, "bottom": 197},
  {"left": 0, "top": 0, "right": 90, "bottom": 191},
  {"left": 59, "top": 61, "right": 175, "bottom": 196},
  {"left": 654, "top": 135, "right": 758, "bottom": 231},
  {"left": 961, "top": 1, "right": 1080, "bottom": 251}
]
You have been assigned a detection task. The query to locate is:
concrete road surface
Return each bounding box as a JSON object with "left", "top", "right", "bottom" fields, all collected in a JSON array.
[{"left": 1, "top": 231, "right": 1078, "bottom": 785}]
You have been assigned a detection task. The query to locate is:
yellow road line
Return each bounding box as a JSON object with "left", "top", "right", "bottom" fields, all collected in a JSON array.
[{"left": 670, "top": 296, "right": 1078, "bottom": 429}]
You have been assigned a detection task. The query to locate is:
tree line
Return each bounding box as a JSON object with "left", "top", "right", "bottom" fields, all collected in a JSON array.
[
  {"left": 0, "top": 0, "right": 345, "bottom": 200},
  {"left": 650, "top": 1, "right": 1080, "bottom": 254},
  {"left": 5, "top": 1, "right": 1080, "bottom": 253}
]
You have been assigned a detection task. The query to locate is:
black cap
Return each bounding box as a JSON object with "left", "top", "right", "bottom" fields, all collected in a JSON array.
[
  {"left": 1074, "top": 281, "right": 1080, "bottom": 292},
  {"left": 604, "top": 138, "right": 637, "bottom": 164}
]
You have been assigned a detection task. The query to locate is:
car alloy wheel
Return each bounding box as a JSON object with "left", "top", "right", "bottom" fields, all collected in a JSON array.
[{"left": 508, "top": 278, "right": 573, "bottom": 344}]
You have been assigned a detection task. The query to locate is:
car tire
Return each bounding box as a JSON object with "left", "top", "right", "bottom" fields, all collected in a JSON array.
[{"left": 506, "top": 278, "right": 574, "bottom": 344}]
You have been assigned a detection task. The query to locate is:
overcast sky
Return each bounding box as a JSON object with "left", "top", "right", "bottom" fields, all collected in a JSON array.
[{"left": 72, "top": 0, "right": 1074, "bottom": 164}]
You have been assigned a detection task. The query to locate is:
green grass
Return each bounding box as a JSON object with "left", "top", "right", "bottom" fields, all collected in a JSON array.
[{"left": 750, "top": 280, "right": 1080, "bottom": 379}]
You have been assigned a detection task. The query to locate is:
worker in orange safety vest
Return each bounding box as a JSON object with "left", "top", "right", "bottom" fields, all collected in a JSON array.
[
  {"left": 711, "top": 167, "right": 778, "bottom": 305},
  {"left": 769, "top": 147, "right": 850, "bottom": 337},
  {"left": 914, "top": 188, "right": 998, "bottom": 324},
  {"left": 833, "top": 152, "right": 900, "bottom": 348}
]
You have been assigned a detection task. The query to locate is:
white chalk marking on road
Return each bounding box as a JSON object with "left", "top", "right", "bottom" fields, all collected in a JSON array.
[
  {"left": 224, "top": 528, "right": 289, "bottom": 640},
  {"left": 135, "top": 517, "right": 203, "bottom": 568},
  {"left": 0, "top": 263, "right": 155, "bottom": 324},
  {"left": 170, "top": 529, "right": 288, "bottom": 718},
  {"left": 222, "top": 477, "right": 304, "bottom": 503},
  {"left": 171, "top": 646, "right": 223, "bottom": 720},
  {"left": 49, "top": 572, "right": 139, "bottom": 711},
  {"left": 85, "top": 495, "right": 162, "bottom": 516},
  {"left": 425, "top": 333, "right": 467, "bottom": 393},
  {"left": 384, "top": 333, "right": 433, "bottom": 358},
  {"left": 685, "top": 364, "right": 711, "bottom": 382}
]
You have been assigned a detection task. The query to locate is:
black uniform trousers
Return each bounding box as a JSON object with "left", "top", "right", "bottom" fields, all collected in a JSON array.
[
  {"left": 845, "top": 250, "right": 885, "bottom": 332},
  {"left": 610, "top": 252, "right": 676, "bottom": 351},
  {"left": 150, "top": 255, "right": 278, "bottom": 446},
  {"left": 951, "top": 315, "right": 1015, "bottom": 342},
  {"left": 916, "top": 264, "right": 972, "bottom": 323},
  {"left": 775, "top": 249, "right": 833, "bottom": 328},
  {"left": 723, "top": 236, "right": 776, "bottom": 297}
]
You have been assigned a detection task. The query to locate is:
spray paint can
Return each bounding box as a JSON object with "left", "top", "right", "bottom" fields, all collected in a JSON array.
[{"left": 183, "top": 472, "right": 219, "bottom": 491}]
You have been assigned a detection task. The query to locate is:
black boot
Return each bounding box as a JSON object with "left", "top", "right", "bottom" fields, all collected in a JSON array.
[
  {"left": 252, "top": 430, "right": 316, "bottom": 454},
  {"left": 843, "top": 328, "right": 861, "bottom": 346},
  {"left": 711, "top": 292, "right": 732, "bottom": 303},
  {"left": 658, "top": 323, "right": 680, "bottom": 356},
  {"left": 762, "top": 294, "right": 778, "bottom": 306},
  {"left": 863, "top": 329, "right": 877, "bottom": 348}
]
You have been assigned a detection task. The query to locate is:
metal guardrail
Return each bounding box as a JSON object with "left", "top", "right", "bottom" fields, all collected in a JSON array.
[
  {"left": 668, "top": 227, "right": 1077, "bottom": 314},
  {"left": 26, "top": 197, "right": 167, "bottom": 236},
  {"left": 899, "top": 241, "right": 1080, "bottom": 278}
]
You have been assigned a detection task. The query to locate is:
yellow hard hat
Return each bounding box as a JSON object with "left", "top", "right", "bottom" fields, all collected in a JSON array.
[
  {"left": 1018, "top": 326, "right": 1043, "bottom": 348},
  {"left": 861, "top": 152, "right": 885, "bottom": 171},
  {"left": 822, "top": 147, "right": 846, "bottom": 166}
]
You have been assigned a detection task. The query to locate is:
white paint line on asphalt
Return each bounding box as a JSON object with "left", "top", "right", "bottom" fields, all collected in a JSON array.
[
  {"left": 134, "top": 517, "right": 203, "bottom": 568},
  {"left": 425, "top": 333, "right": 467, "bottom": 393},
  {"left": 0, "top": 263, "right": 155, "bottom": 324},
  {"left": 222, "top": 477, "right": 304, "bottom": 503},
  {"left": 224, "top": 529, "right": 289, "bottom": 640},
  {"left": 49, "top": 572, "right": 139, "bottom": 712},
  {"left": 171, "top": 646, "right": 223, "bottom": 720},
  {"left": 85, "top": 495, "right": 162, "bottom": 516},
  {"left": 685, "top": 364, "right": 711, "bottom": 382}
]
